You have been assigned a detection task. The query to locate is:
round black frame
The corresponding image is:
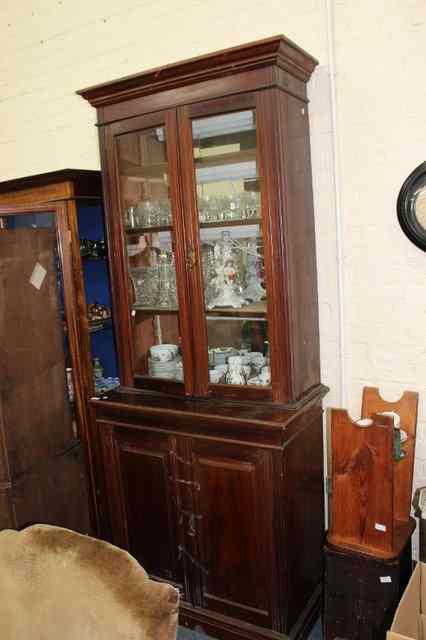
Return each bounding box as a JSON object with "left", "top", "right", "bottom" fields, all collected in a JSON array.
[{"left": 397, "top": 161, "right": 426, "bottom": 252}]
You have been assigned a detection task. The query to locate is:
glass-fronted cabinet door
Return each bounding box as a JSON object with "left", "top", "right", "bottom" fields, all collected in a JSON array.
[
  {"left": 0, "top": 203, "right": 82, "bottom": 443},
  {"left": 0, "top": 202, "right": 91, "bottom": 533},
  {"left": 178, "top": 94, "right": 274, "bottom": 400},
  {"left": 108, "top": 111, "right": 193, "bottom": 394}
]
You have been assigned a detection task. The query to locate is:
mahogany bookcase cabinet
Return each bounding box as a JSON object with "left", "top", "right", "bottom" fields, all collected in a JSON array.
[
  {"left": 0, "top": 170, "right": 105, "bottom": 534},
  {"left": 79, "top": 36, "right": 327, "bottom": 640}
]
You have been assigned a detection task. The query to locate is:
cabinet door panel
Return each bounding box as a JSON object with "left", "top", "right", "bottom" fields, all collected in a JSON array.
[
  {"left": 101, "top": 426, "right": 183, "bottom": 588},
  {"left": 178, "top": 94, "right": 274, "bottom": 403},
  {"left": 191, "top": 440, "right": 275, "bottom": 628},
  {"left": 105, "top": 111, "right": 194, "bottom": 395}
]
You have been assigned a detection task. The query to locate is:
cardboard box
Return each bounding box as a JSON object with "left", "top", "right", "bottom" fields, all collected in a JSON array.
[{"left": 388, "top": 562, "right": 426, "bottom": 640}]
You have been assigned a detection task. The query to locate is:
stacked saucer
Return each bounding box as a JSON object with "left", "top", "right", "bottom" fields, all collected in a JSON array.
[{"left": 148, "top": 357, "right": 178, "bottom": 379}]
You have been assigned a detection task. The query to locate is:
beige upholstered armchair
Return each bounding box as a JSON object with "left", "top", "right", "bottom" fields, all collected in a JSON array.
[{"left": 0, "top": 524, "right": 179, "bottom": 640}]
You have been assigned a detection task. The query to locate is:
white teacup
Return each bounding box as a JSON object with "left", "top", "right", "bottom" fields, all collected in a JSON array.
[{"left": 150, "top": 344, "right": 178, "bottom": 362}]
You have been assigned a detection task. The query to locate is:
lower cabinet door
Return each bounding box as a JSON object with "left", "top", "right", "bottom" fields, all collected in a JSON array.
[
  {"left": 99, "top": 424, "right": 184, "bottom": 592},
  {"left": 190, "top": 439, "right": 276, "bottom": 629}
]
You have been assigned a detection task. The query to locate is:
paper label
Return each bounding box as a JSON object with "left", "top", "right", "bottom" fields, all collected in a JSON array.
[
  {"left": 380, "top": 576, "right": 392, "bottom": 583},
  {"left": 29, "top": 262, "right": 47, "bottom": 290},
  {"left": 375, "top": 523, "right": 387, "bottom": 532}
]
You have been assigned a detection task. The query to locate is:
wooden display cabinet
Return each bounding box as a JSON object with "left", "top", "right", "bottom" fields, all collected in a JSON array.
[
  {"left": 0, "top": 170, "right": 119, "bottom": 534},
  {"left": 79, "top": 36, "right": 327, "bottom": 639}
]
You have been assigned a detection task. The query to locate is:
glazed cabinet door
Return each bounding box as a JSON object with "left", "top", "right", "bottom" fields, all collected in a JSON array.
[
  {"left": 189, "top": 439, "right": 277, "bottom": 629},
  {"left": 97, "top": 423, "right": 186, "bottom": 593},
  {"left": 177, "top": 91, "right": 291, "bottom": 403},
  {"left": 101, "top": 110, "right": 194, "bottom": 395},
  {"left": 0, "top": 203, "right": 91, "bottom": 533}
]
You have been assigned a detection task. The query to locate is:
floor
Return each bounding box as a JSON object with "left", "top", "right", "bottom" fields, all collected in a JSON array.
[{"left": 177, "top": 618, "right": 322, "bottom": 639}]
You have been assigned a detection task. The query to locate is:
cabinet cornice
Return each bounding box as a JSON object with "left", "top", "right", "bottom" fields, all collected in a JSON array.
[{"left": 77, "top": 35, "right": 317, "bottom": 109}]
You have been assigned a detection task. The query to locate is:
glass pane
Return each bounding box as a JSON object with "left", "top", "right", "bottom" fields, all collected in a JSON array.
[
  {"left": 117, "top": 127, "right": 184, "bottom": 382},
  {"left": 0, "top": 211, "right": 78, "bottom": 441},
  {"left": 77, "top": 201, "right": 120, "bottom": 394},
  {"left": 192, "top": 110, "right": 270, "bottom": 388}
]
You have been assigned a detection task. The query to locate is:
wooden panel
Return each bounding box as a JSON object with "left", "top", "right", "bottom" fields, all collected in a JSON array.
[
  {"left": 256, "top": 89, "right": 292, "bottom": 403},
  {"left": 256, "top": 88, "right": 321, "bottom": 403},
  {"left": 329, "top": 409, "right": 395, "bottom": 555},
  {"left": 191, "top": 440, "right": 274, "bottom": 629},
  {"left": 0, "top": 228, "right": 75, "bottom": 478},
  {"left": 0, "top": 182, "right": 73, "bottom": 205},
  {"left": 324, "top": 540, "right": 412, "bottom": 640},
  {"left": 112, "top": 427, "right": 183, "bottom": 588},
  {"left": 282, "top": 412, "right": 324, "bottom": 632},
  {"left": 279, "top": 91, "right": 321, "bottom": 399},
  {"left": 0, "top": 488, "right": 14, "bottom": 529},
  {"left": 0, "top": 169, "right": 102, "bottom": 200},
  {"left": 362, "top": 387, "right": 418, "bottom": 522},
  {"left": 12, "top": 443, "right": 91, "bottom": 534}
]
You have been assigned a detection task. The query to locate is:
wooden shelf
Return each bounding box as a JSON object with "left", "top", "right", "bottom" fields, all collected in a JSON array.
[
  {"left": 194, "top": 148, "right": 256, "bottom": 169},
  {"left": 125, "top": 224, "right": 172, "bottom": 235},
  {"left": 199, "top": 217, "right": 261, "bottom": 229},
  {"left": 133, "top": 305, "right": 178, "bottom": 314},
  {"left": 205, "top": 301, "right": 267, "bottom": 318},
  {"left": 120, "top": 151, "right": 257, "bottom": 181}
]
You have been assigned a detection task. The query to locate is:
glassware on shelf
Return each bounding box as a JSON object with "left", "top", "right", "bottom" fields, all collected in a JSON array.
[
  {"left": 137, "top": 200, "right": 159, "bottom": 227},
  {"left": 131, "top": 266, "right": 159, "bottom": 307},
  {"left": 243, "top": 239, "right": 265, "bottom": 302},
  {"left": 124, "top": 200, "right": 172, "bottom": 230},
  {"left": 80, "top": 238, "right": 107, "bottom": 259},
  {"left": 157, "top": 251, "right": 177, "bottom": 308},
  {"left": 201, "top": 242, "right": 217, "bottom": 308},
  {"left": 130, "top": 251, "right": 177, "bottom": 310},
  {"left": 124, "top": 206, "right": 137, "bottom": 229},
  {"left": 92, "top": 357, "right": 104, "bottom": 383},
  {"left": 158, "top": 201, "right": 172, "bottom": 226},
  {"left": 198, "top": 191, "right": 260, "bottom": 224}
]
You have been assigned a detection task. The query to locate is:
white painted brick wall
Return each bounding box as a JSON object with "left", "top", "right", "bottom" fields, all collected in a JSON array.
[
  {"left": 1, "top": 0, "right": 425, "bottom": 554},
  {"left": 333, "top": 0, "right": 426, "bottom": 558}
]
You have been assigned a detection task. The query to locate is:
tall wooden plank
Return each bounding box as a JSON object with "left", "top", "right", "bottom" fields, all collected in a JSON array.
[{"left": 330, "top": 409, "right": 395, "bottom": 555}]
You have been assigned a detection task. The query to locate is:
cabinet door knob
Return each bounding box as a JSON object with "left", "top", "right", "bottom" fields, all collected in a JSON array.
[{"left": 186, "top": 244, "right": 197, "bottom": 270}]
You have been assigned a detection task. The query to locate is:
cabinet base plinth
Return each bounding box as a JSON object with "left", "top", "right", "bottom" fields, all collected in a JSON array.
[{"left": 179, "top": 584, "right": 322, "bottom": 640}]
